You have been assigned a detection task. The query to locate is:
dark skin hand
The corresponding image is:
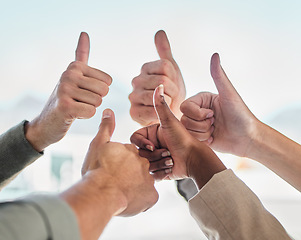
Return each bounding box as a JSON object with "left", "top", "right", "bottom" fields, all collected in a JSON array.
[{"left": 131, "top": 84, "right": 226, "bottom": 189}]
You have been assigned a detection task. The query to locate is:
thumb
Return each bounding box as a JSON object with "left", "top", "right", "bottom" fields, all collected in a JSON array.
[
  {"left": 153, "top": 84, "right": 178, "bottom": 129},
  {"left": 155, "top": 30, "right": 175, "bottom": 63},
  {"left": 75, "top": 32, "right": 90, "bottom": 64},
  {"left": 210, "top": 53, "right": 239, "bottom": 98},
  {"left": 93, "top": 109, "right": 116, "bottom": 145}
]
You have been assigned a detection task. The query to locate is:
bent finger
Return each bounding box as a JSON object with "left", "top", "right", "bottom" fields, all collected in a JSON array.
[
  {"left": 139, "top": 148, "right": 171, "bottom": 162},
  {"left": 149, "top": 158, "right": 173, "bottom": 172},
  {"left": 181, "top": 115, "right": 214, "bottom": 133}
]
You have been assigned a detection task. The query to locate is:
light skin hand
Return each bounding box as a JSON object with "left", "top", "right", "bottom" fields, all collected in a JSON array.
[
  {"left": 180, "top": 53, "right": 258, "bottom": 157},
  {"left": 181, "top": 53, "right": 301, "bottom": 191},
  {"left": 129, "top": 30, "right": 186, "bottom": 126},
  {"left": 82, "top": 108, "right": 158, "bottom": 217},
  {"left": 62, "top": 109, "right": 158, "bottom": 240},
  {"left": 131, "top": 85, "right": 226, "bottom": 186},
  {"left": 25, "top": 32, "right": 112, "bottom": 152}
]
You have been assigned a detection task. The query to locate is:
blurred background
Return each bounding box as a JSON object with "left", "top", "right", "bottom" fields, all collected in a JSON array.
[{"left": 0, "top": 0, "right": 301, "bottom": 239}]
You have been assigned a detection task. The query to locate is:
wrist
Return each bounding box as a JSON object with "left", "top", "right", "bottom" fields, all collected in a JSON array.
[
  {"left": 187, "top": 140, "right": 226, "bottom": 190},
  {"left": 60, "top": 169, "right": 128, "bottom": 240},
  {"left": 244, "top": 119, "right": 266, "bottom": 159},
  {"left": 24, "top": 119, "right": 46, "bottom": 152},
  {"left": 81, "top": 169, "right": 128, "bottom": 215}
]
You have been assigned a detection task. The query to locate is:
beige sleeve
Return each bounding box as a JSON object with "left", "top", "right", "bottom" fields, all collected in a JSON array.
[{"left": 188, "top": 169, "right": 292, "bottom": 240}]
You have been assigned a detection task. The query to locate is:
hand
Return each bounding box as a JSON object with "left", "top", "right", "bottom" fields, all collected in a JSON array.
[
  {"left": 25, "top": 32, "right": 112, "bottom": 152},
  {"left": 131, "top": 85, "right": 226, "bottom": 186},
  {"left": 129, "top": 30, "right": 186, "bottom": 126},
  {"left": 82, "top": 109, "right": 159, "bottom": 217},
  {"left": 180, "top": 53, "right": 259, "bottom": 157}
]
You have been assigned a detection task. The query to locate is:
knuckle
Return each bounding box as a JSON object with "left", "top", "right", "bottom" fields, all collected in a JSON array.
[
  {"left": 156, "top": 75, "right": 168, "bottom": 86},
  {"left": 57, "top": 81, "right": 71, "bottom": 94},
  {"left": 61, "top": 70, "right": 74, "bottom": 82},
  {"left": 204, "top": 119, "right": 213, "bottom": 131},
  {"left": 197, "top": 110, "right": 206, "bottom": 120},
  {"left": 180, "top": 115, "right": 189, "bottom": 126},
  {"left": 129, "top": 106, "right": 139, "bottom": 121},
  {"left": 202, "top": 131, "right": 212, "bottom": 141},
  {"left": 140, "top": 91, "right": 152, "bottom": 105},
  {"left": 68, "top": 61, "right": 82, "bottom": 70},
  {"left": 131, "top": 76, "right": 140, "bottom": 88},
  {"left": 160, "top": 59, "right": 172, "bottom": 73},
  {"left": 141, "top": 63, "right": 149, "bottom": 72},
  {"left": 128, "top": 92, "right": 135, "bottom": 103},
  {"left": 180, "top": 101, "right": 189, "bottom": 113},
  {"left": 57, "top": 96, "right": 72, "bottom": 113}
]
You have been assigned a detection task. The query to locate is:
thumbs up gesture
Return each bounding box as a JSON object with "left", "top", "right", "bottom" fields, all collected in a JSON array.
[
  {"left": 82, "top": 109, "right": 158, "bottom": 217},
  {"left": 180, "top": 53, "right": 258, "bottom": 157},
  {"left": 129, "top": 30, "right": 186, "bottom": 126},
  {"left": 130, "top": 84, "right": 226, "bottom": 186},
  {"left": 25, "top": 32, "right": 112, "bottom": 152}
]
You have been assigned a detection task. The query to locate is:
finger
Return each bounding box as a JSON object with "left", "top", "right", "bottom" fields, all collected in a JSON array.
[
  {"left": 66, "top": 101, "right": 97, "bottom": 120},
  {"left": 77, "top": 76, "right": 110, "bottom": 97},
  {"left": 210, "top": 53, "right": 239, "bottom": 98},
  {"left": 129, "top": 90, "right": 172, "bottom": 107},
  {"left": 66, "top": 86, "right": 102, "bottom": 107},
  {"left": 139, "top": 148, "right": 171, "bottom": 162},
  {"left": 132, "top": 74, "right": 178, "bottom": 98},
  {"left": 155, "top": 30, "right": 175, "bottom": 64},
  {"left": 93, "top": 109, "right": 116, "bottom": 145},
  {"left": 186, "top": 126, "right": 214, "bottom": 142},
  {"left": 129, "top": 104, "right": 158, "bottom": 126},
  {"left": 151, "top": 169, "right": 172, "bottom": 181},
  {"left": 149, "top": 158, "right": 173, "bottom": 172},
  {"left": 130, "top": 128, "right": 155, "bottom": 151},
  {"left": 180, "top": 99, "right": 214, "bottom": 121},
  {"left": 153, "top": 84, "right": 178, "bottom": 128},
  {"left": 75, "top": 32, "right": 90, "bottom": 64},
  {"left": 181, "top": 115, "right": 214, "bottom": 133},
  {"left": 140, "top": 60, "right": 177, "bottom": 80},
  {"left": 68, "top": 62, "right": 112, "bottom": 86}
]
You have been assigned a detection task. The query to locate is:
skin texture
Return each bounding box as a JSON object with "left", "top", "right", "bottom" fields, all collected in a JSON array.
[
  {"left": 130, "top": 85, "right": 226, "bottom": 188},
  {"left": 129, "top": 30, "right": 186, "bottom": 126},
  {"left": 21, "top": 32, "right": 157, "bottom": 240},
  {"left": 25, "top": 32, "right": 112, "bottom": 152},
  {"left": 180, "top": 53, "right": 257, "bottom": 156},
  {"left": 180, "top": 53, "right": 301, "bottom": 191},
  {"left": 61, "top": 109, "right": 158, "bottom": 240}
]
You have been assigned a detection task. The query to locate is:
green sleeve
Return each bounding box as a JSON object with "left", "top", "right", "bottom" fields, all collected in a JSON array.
[
  {"left": 0, "top": 121, "right": 43, "bottom": 186},
  {"left": 0, "top": 194, "right": 80, "bottom": 240}
]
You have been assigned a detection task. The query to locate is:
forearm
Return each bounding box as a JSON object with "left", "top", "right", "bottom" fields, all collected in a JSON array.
[
  {"left": 188, "top": 141, "right": 226, "bottom": 190},
  {"left": 60, "top": 169, "right": 127, "bottom": 240},
  {"left": 247, "top": 121, "right": 301, "bottom": 191}
]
